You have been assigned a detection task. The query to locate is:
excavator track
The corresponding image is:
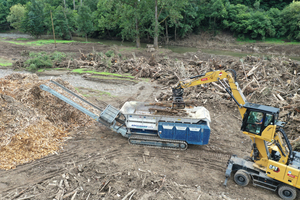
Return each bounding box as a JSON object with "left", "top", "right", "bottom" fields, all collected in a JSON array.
[{"left": 128, "top": 135, "right": 188, "bottom": 150}]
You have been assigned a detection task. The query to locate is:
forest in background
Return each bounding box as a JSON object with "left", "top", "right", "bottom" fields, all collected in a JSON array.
[{"left": 0, "top": 0, "right": 299, "bottom": 48}]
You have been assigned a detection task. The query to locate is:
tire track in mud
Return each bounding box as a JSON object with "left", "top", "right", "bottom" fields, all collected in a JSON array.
[
  {"left": 0, "top": 130, "right": 234, "bottom": 196},
  {"left": 158, "top": 150, "right": 231, "bottom": 172},
  {"left": 0, "top": 143, "right": 140, "bottom": 195},
  {"left": 0, "top": 150, "right": 78, "bottom": 192}
]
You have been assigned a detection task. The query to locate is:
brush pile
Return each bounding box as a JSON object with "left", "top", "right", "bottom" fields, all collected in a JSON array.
[
  {"left": 72, "top": 52, "right": 300, "bottom": 145},
  {"left": 11, "top": 51, "right": 300, "bottom": 148}
]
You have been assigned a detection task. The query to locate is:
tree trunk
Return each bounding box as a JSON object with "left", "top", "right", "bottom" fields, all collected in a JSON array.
[
  {"left": 214, "top": 17, "right": 216, "bottom": 35},
  {"left": 175, "top": 23, "right": 177, "bottom": 41},
  {"left": 73, "top": 0, "right": 75, "bottom": 10},
  {"left": 136, "top": 18, "right": 140, "bottom": 48},
  {"left": 154, "top": 0, "right": 158, "bottom": 49},
  {"left": 107, "top": 30, "right": 111, "bottom": 38},
  {"left": 62, "top": 8, "right": 72, "bottom": 40},
  {"left": 165, "top": 20, "right": 169, "bottom": 45},
  {"left": 86, "top": 34, "right": 87, "bottom": 42},
  {"left": 80, "top": 0, "right": 82, "bottom": 6},
  {"left": 63, "top": 0, "right": 66, "bottom": 9},
  {"left": 135, "top": 2, "right": 140, "bottom": 48}
]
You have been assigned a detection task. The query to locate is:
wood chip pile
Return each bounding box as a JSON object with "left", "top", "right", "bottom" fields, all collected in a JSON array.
[{"left": 0, "top": 74, "right": 97, "bottom": 169}]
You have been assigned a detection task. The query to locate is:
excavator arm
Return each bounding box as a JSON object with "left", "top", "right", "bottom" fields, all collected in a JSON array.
[{"left": 172, "top": 69, "right": 247, "bottom": 118}]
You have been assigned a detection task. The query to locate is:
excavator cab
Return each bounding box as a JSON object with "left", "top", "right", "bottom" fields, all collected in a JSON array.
[{"left": 241, "top": 103, "right": 279, "bottom": 136}]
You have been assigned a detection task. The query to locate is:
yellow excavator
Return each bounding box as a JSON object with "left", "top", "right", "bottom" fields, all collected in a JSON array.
[{"left": 172, "top": 69, "right": 300, "bottom": 200}]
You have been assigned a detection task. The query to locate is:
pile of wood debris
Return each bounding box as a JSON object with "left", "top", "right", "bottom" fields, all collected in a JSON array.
[
  {"left": 0, "top": 74, "right": 97, "bottom": 170},
  {"left": 154, "top": 56, "right": 300, "bottom": 146},
  {"left": 69, "top": 53, "right": 300, "bottom": 146},
  {"left": 11, "top": 51, "right": 300, "bottom": 148}
]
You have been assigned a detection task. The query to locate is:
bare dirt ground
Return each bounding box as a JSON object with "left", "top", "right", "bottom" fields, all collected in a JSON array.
[
  {"left": 169, "top": 33, "right": 300, "bottom": 57},
  {"left": 0, "top": 37, "right": 299, "bottom": 200}
]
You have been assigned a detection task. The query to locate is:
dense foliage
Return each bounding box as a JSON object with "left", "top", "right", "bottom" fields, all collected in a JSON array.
[{"left": 1, "top": 0, "right": 300, "bottom": 44}]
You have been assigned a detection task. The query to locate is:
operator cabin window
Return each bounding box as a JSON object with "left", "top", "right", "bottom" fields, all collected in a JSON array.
[
  {"left": 245, "top": 111, "right": 264, "bottom": 135},
  {"left": 245, "top": 111, "right": 274, "bottom": 135}
]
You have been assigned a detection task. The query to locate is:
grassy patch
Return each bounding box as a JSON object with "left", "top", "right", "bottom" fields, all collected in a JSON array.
[
  {"left": 22, "top": 51, "right": 68, "bottom": 72},
  {"left": 0, "top": 62, "right": 12, "bottom": 66},
  {"left": 16, "top": 38, "right": 29, "bottom": 41},
  {"left": 140, "top": 78, "right": 150, "bottom": 82},
  {"left": 237, "top": 37, "right": 300, "bottom": 45},
  {"left": 75, "top": 87, "right": 113, "bottom": 98},
  {"left": 90, "top": 75, "right": 138, "bottom": 83},
  {"left": 37, "top": 68, "right": 67, "bottom": 72},
  {"left": 0, "top": 58, "right": 12, "bottom": 66},
  {"left": 119, "top": 47, "right": 138, "bottom": 52},
  {"left": 72, "top": 68, "right": 135, "bottom": 78},
  {"left": 5, "top": 39, "right": 76, "bottom": 46}
]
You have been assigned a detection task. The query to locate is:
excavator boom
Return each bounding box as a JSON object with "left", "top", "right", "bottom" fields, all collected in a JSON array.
[{"left": 173, "top": 69, "right": 247, "bottom": 117}]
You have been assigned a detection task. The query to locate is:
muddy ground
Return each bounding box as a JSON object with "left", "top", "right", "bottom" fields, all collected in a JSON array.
[{"left": 0, "top": 37, "right": 299, "bottom": 200}]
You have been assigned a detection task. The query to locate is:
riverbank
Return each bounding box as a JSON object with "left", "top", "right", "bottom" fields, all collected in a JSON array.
[{"left": 1, "top": 33, "right": 300, "bottom": 60}]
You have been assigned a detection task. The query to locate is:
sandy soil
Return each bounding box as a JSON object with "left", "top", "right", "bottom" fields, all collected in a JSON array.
[{"left": 0, "top": 38, "right": 295, "bottom": 200}]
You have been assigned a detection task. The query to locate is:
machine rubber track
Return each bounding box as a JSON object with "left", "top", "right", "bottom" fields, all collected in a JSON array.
[{"left": 128, "top": 135, "right": 188, "bottom": 150}]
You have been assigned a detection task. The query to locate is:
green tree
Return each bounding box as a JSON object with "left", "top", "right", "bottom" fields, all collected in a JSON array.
[
  {"left": 95, "top": 0, "right": 120, "bottom": 38},
  {"left": 267, "top": 8, "right": 282, "bottom": 38},
  {"left": 6, "top": 3, "right": 26, "bottom": 30},
  {"left": 229, "top": 0, "right": 292, "bottom": 10},
  {"left": 247, "top": 10, "right": 275, "bottom": 39},
  {"left": 163, "top": 0, "right": 189, "bottom": 41},
  {"left": 154, "top": 0, "right": 188, "bottom": 48},
  {"left": 0, "top": 0, "right": 31, "bottom": 29},
  {"left": 179, "top": 0, "right": 206, "bottom": 35},
  {"left": 21, "top": 0, "right": 46, "bottom": 38},
  {"left": 44, "top": 0, "right": 74, "bottom": 9},
  {"left": 207, "top": 0, "right": 227, "bottom": 35},
  {"left": 114, "top": 0, "right": 153, "bottom": 48},
  {"left": 280, "top": 1, "right": 300, "bottom": 40},
  {"left": 84, "top": 0, "right": 98, "bottom": 12},
  {"left": 44, "top": 4, "right": 77, "bottom": 40},
  {"left": 77, "top": 5, "right": 93, "bottom": 41},
  {"left": 223, "top": 3, "right": 275, "bottom": 40},
  {"left": 0, "top": 2, "right": 9, "bottom": 28}
]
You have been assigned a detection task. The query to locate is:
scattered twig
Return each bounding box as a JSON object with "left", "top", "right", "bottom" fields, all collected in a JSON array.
[
  {"left": 12, "top": 187, "right": 29, "bottom": 199},
  {"left": 156, "top": 175, "right": 166, "bottom": 194},
  {"left": 99, "top": 180, "right": 111, "bottom": 192},
  {"left": 240, "top": 59, "right": 248, "bottom": 81},
  {"left": 122, "top": 189, "right": 136, "bottom": 200},
  {"left": 86, "top": 193, "right": 90, "bottom": 200},
  {"left": 71, "top": 191, "right": 77, "bottom": 200},
  {"left": 16, "top": 195, "right": 36, "bottom": 200},
  {"left": 63, "top": 189, "right": 78, "bottom": 199}
]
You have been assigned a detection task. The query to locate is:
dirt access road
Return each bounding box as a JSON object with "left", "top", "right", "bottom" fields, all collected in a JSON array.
[{"left": 0, "top": 38, "right": 293, "bottom": 200}]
